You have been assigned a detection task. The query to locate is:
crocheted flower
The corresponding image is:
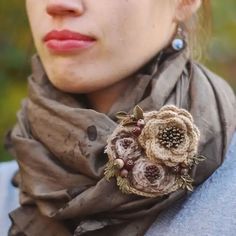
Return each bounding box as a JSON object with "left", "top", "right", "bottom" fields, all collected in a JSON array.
[
  {"left": 104, "top": 105, "right": 204, "bottom": 197},
  {"left": 105, "top": 126, "right": 142, "bottom": 162},
  {"left": 131, "top": 158, "right": 179, "bottom": 196},
  {"left": 138, "top": 105, "right": 200, "bottom": 167}
]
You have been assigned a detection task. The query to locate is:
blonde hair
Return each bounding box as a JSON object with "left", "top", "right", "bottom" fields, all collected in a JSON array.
[{"left": 186, "top": 0, "right": 211, "bottom": 59}]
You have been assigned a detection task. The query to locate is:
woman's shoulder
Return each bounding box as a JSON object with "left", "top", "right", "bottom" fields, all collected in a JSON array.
[
  {"left": 146, "top": 132, "right": 236, "bottom": 236},
  {"left": 227, "top": 132, "right": 236, "bottom": 155},
  {"left": 0, "top": 161, "right": 19, "bottom": 236}
]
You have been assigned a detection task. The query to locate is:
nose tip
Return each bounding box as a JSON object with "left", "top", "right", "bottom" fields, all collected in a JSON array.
[{"left": 46, "top": 0, "right": 84, "bottom": 17}]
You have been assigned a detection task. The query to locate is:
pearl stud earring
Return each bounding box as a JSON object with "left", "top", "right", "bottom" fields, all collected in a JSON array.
[{"left": 171, "top": 26, "right": 186, "bottom": 51}]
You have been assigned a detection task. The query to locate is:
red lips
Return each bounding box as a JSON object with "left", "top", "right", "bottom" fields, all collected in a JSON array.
[
  {"left": 44, "top": 30, "right": 95, "bottom": 42},
  {"left": 43, "top": 30, "right": 96, "bottom": 53}
]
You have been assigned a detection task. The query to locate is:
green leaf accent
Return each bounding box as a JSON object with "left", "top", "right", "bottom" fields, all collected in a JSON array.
[
  {"left": 196, "top": 155, "right": 207, "bottom": 161},
  {"left": 104, "top": 160, "right": 116, "bottom": 180},
  {"left": 116, "top": 111, "right": 128, "bottom": 120},
  {"left": 117, "top": 176, "right": 131, "bottom": 194},
  {"left": 177, "top": 179, "right": 184, "bottom": 188},
  {"left": 186, "top": 184, "right": 194, "bottom": 192},
  {"left": 122, "top": 119, "right": 137, "bottom": 127},
  {"left": 178, "top": 174, "right": 194, "bottom": 192},
  {"left": 181, "top": 175, "right": 194, "bottom": 183},
  {"left": 193, "top": 154, "right": 207, "bottom": 165},
  {"left": 133, "top": 105, "right": 144, "bottom": 120}
]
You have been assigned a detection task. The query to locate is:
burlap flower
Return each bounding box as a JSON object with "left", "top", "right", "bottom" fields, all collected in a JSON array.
[{"left": 138, "top": 105, "right": 200, "bottom": 167}]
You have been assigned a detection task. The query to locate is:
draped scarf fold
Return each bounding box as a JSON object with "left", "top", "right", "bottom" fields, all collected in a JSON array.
[{"left": 6, "top": 49, "right": 236, "bottom": 236}]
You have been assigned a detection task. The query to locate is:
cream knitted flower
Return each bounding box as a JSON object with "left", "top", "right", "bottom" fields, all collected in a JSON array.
[
  {"left": 104, "top": 105, "right": 204, "bottom": 198},
  {"left": 138, "top": 105, "right": 200, "bottom": 167}
]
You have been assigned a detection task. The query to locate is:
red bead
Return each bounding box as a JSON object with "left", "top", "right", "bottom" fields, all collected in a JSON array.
[
  {"left": 124, "top": 159, "right": 134, "bottom": 171},
  {"left": 132, "top": 127, "right": 142, "bottom": 136},
  {"left": 172, "top": 166, "right": 180, "bottom": 173},
  {"left": 120, "top": 169, "right": 129, "bottom": 178}
]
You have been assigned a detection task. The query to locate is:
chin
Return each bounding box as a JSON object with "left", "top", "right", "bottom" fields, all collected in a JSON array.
[{"left": 48, "top": 75, "right": 104, "bottom": 94}]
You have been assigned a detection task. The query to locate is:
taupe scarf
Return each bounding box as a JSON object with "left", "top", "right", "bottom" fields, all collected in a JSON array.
[{"left": 6, "top": 49, "right": 235, "bottom": 236}]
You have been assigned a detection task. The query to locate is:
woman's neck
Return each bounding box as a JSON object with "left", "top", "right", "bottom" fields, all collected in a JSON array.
[{"left": 86, "top": 77, "right": 132, "bottom": 114}]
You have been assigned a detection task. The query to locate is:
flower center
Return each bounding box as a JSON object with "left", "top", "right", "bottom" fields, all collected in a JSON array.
[
  {"left": 158, "top": 126, "right": 185, "bottom": 149},
  {"left": 121, "top": 138, "right": 133, "bottom": 149},
  {"left": 144, "top": 165, "right": 161, "bottom": 183}
]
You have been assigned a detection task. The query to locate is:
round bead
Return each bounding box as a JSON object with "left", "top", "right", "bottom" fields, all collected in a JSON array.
[
  {"left": 132, "top": 127, "right": 142, "bottom": 136},
  {"left": 137, "top": 119, "right": 145, "bottom": 128},
  {"left": 120, "top": 169, "right": 129, "bottom": 178},
  {"left": 124, "top": 159, "right": 135, "bottom": 171},
  {"left": 114, "top": 159, "right": 125, "bottom": 169},
  {"left": 172, "top": 166, "right": 180, "bottom": 173},
  {"left": 181, "top": 168, "right": 189, "bottom": 176},
  {"left": 172, "top": 38, "right": 184, "bottom": 51}
]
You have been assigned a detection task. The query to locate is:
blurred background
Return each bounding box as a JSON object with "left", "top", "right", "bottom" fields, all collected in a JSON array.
[{"left": 0, "top": 1, "right": 235, "bottom": 162}]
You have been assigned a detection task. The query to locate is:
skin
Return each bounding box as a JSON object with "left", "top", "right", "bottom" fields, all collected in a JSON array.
[{"left": 26, "top": 0, "right": 201, "bottom": 113}]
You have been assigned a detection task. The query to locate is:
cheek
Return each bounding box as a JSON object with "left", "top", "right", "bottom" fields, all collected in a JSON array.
[
  {"left": 26, "top": 0, "right": 38, "bottom": 29},
  {"left": 100, "top": 2, "right": 172, "bottom": 60},
  {"left": 26, "top": 1, "right": 45, "bottom": 48}
]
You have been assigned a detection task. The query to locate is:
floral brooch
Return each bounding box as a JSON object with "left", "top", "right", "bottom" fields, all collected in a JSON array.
[{"left": 104, "top": 105, "right": 206, "bottom": 198}]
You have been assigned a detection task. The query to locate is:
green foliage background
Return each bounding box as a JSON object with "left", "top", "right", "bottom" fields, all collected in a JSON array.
[{"left": 0, "top": 1, "right": 235, "bottom": 162}]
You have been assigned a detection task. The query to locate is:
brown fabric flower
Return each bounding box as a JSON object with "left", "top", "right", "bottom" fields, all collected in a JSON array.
[
  {"left": 131, "top": 158, "right": 179, "bottom": 196},
  {"left": 138, "top": 105, "right": 200, "bottom": 167}
]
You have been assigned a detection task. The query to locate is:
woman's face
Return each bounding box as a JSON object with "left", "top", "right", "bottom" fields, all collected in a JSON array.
[{"left": 26, "top": 0, "right": 180, "bottom": 93}]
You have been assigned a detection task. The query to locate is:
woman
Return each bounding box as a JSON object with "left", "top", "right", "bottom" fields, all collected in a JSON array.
[{"left": 2, "top": 0, "right": 236, "bottom": 235}]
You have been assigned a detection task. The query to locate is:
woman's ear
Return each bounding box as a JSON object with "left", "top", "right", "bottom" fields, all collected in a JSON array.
[{"left": 174, "top": 0, "right": 202, "bottom": 22}]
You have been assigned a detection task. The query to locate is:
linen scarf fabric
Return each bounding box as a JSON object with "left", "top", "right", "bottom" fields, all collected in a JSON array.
[{"left": 6, "top": 49, "right": 235, "bottom": 236}]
